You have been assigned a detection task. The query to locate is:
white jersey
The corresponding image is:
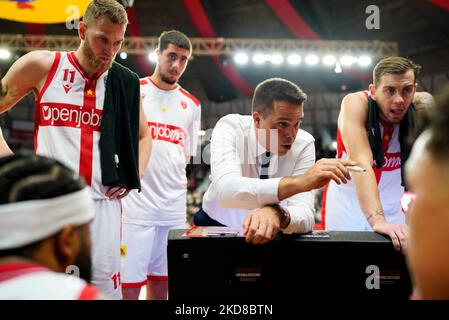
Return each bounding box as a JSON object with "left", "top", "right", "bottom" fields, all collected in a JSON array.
[
  {"left": 122, "top": 77, "right": 201, "bottom": 225},
  {"left": 35, "top": 51, "right": 108, "bottom": 199},
  {"left": 0, "top": 262, "right": 99, "bottom": 300},
  {"left": 324, "top": 91, "right": 405, "bottom": 231}
]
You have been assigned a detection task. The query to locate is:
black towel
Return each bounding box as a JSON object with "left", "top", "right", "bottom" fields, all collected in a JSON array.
[
  {"left": 367, "top": 97, "right": 415, "bottom": 187},
  {"left": 99, "top": 61, "right": 141, "bottom": 191}
]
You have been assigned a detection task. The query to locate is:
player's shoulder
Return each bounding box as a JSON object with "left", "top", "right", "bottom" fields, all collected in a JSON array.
[
  {"left": 341, "top": 91, "right": 368, "bottom": 114},
  {"left": 342, "top": 91, "right": 367, "bottom": 104},
  {"left": 20, "top": 50, "right": 56, "bottom": 70},
  {"left": 177, "top": 86, "right": 201, "bottom": 107}
]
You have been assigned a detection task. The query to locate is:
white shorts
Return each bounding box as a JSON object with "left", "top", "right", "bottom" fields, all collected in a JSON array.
[
  {"left": 89, "top": 198, "right": 122, "bottom": 299},
  {"left": 121, "top": 222, "right": 186, "bottom": 288}
]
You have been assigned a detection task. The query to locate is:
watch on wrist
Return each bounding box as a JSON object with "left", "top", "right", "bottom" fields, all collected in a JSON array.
[{"left": 269, "top": 204, "right": 289, "bottom": 226}]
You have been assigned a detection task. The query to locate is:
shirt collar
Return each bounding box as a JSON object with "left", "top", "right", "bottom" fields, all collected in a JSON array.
[{"left": 248, "top": 120, "right": 269, "bottom": 159}]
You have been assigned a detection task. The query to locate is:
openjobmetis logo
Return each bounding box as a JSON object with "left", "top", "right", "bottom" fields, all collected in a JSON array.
[
  {"left": 40, "top": 103, "right": 102, "bottom": 130},
  {"left": 373, "top": 152, "right": 401, "bottom": 172},
  {"left": 148, "top": 122, "right": 186, "bottom": 147}
]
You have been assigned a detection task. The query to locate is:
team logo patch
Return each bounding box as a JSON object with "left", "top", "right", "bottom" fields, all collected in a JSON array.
[
  {"left": 62, "top": 84, "right": 72, "bottom": 94},
  {"left": 180, "top": 100, "right": 187, "bottom": 109},
  {"left": 120, "top": 245, "right": 127, "bottom": 258}
]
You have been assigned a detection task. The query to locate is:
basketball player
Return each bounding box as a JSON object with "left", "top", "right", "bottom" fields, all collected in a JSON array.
[
  {"left": 0, "top": 154, "right": 103, "bottom": 299},
  {"left": 323, "top": 56, "right": 433, "bottom": 252},
  {"left": 406, "top": 87, "right": 449, "bottom": 299},
  {"left": 0, "top": 0, "right": 152, "bottom": 299},
  {"left": 121, "top": 30, "right": 201, "bottom": 300}
]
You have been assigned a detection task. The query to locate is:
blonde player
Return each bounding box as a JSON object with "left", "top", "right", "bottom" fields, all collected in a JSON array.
[{"left": 0, "top": 0, "right": 152, "bottom": 299}]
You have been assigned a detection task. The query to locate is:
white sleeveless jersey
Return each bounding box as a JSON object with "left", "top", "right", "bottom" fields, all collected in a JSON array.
[
  {"left": 35, "top": 51, "right": 108, "bottom": 199},
  {"left": 122, "top": 78, "right": 201, "bottom": 225},
  {"left": 324, "top": 91, "right": 405, "bottom": 231},
  {"left": 0, "top": 263, "right": 99, "bottom": 300}
]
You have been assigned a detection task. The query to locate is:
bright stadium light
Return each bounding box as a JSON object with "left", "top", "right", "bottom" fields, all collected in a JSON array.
[
  {"left": 148, "top": 51, "right": 158, "bottom": 63},
  {"left": 358, "top": 55, "right": 372, "bottom": 67},
  {"left": 0, "top": 49, "right": 11, "bottom": 60},
  {"left": 234, "top": 52, "right": 249, "bottom": 65},
  {"left": 287, "top": 54, "right": 301, "bottom": 65},
  {"left": 252, "top": 53, "right": 266, "bottom": 65},
  {"left": 334, "top": 61, "right": 342, "bottom": 73},
  {"left": 270, "top": 53, "right": 284, "bottom": 65},
  {"left": 331, "top": 140, "right": 337, "bottom": 150},
  {"left": 322, "top": 55, "right": 336, "bottom": 66},
  {"left": 305, "top": 54, "right": 319, "bottom": 65},
  {"left": 340, "top": 55, "right": 357, "bottom": 66},
  {"left": 119, "top": 52, "right": 127, "bottom": 60}
]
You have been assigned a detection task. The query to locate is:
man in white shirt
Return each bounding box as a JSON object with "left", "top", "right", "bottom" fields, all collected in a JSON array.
[
  {"left": 196, "top": 78, "right": 357, "bottom": 244},
  {"left": 121, "top": 30, "right": 201, "bottom": 300}
]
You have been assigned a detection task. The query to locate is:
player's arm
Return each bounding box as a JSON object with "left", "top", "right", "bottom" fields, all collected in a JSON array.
[
  {"left": 339, "top": 92, "right": 382, "bottom": 217},
  {"left": 0, "top": 50, "right": 54, "bottom": 113},
  {"left": 138, "top": 100, "right": 151, "bottom": 179},
  {"left": 0, "top": 127, "right": 13, "bottom": 157}
]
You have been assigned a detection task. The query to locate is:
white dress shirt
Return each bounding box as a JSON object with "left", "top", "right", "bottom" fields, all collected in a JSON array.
[{"left": 202, "top": 114, "right": 316, "bottom": 234}]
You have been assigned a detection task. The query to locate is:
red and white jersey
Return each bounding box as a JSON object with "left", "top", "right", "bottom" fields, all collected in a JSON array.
[
  {"left": 35, "top": 51, "right": 108, "bottom": 199},
  {"left": 324, "top": 91, "right": 405, "bottom": 231},
  {"left": 0, "top": 262, "right": 99, "bottom": 300},
  {"left": 122, "top": 78, "right": 201, "bottom": 225}
]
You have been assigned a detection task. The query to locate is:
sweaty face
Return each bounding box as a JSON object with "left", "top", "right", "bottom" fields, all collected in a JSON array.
[
  {"left": 81, "top": 16, "right": 126, "bottom": 73},
  {"left": 406, "top": 152, "right": 449, "bottom": 299},
  {"left": 370, "top": 69, "right": 416, "bottom": 124},
  {"left": 157, "top": 43, "right": 190, "bottom": 85},
  {"left": 254, "top": 101, "right": 304, "bottom": 156}
]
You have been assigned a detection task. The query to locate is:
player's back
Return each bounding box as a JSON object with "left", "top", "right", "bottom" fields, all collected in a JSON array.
[{"left": 0, "top": 262, "right": 99, "bottom": 300}]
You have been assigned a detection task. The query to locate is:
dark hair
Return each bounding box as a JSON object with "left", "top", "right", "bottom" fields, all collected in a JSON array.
[
  {"left": 158, "top": 30, "right": 192, "bottom": 53},
  {"left": 0, "top": 154, "right": 86, "bottom": 258},
  {"left": 0, "top": 154, "right": 85, "bottom": 204},
  {"left": 252, "top": 78, "right": 307, "bottom": 117},
  {"left": 83, "top": 0, "right": 128, "bottom": 26},
  {"left": 373, "top": 56, "right": 421, "bottom": 87},
  {"left": 427, "top": 86, "right": 449, "bottom": 162}
]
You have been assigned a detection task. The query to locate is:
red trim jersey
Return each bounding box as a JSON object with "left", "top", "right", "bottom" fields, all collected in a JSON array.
[
  {"left": 324, "top": 91, "right": 405, "bottom": 230},
  {"left": 35, "top": 51, "right": 108, "bottom": 199},
  {"left": 0, "top": 262, "right": 99, "bottom": 300},
  {"left": 122, "top": 78, "right": 201, "bottom": 225}
]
